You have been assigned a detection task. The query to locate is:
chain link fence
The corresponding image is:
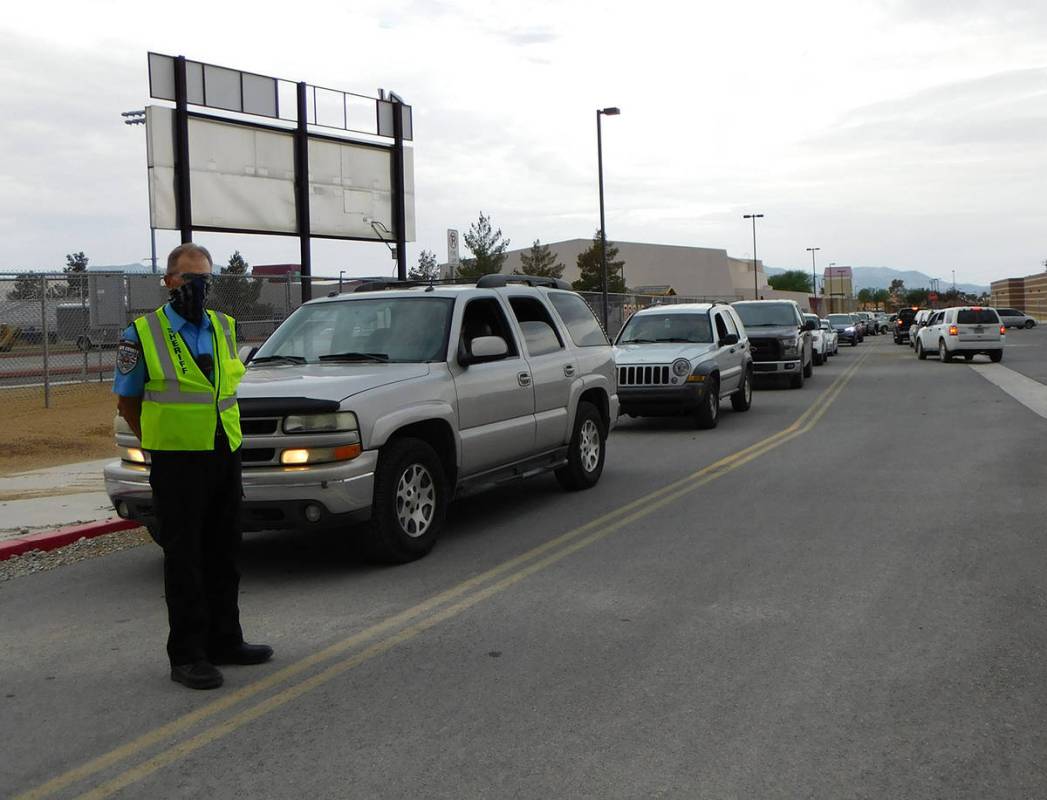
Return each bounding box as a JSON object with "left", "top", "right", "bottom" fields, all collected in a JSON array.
[
  {"left": 0, "top": 273, "right": 754, "bottom": 407},
  {"left": 0, "top": 273, "right": 302, "bottom": 407}
]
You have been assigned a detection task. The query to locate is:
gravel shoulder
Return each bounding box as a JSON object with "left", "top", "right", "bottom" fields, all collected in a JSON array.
[{"left": 0, "top": 527, "right": 150, "bottom": 581}]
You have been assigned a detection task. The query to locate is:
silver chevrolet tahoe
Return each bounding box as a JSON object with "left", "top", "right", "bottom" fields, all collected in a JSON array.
[{"left": 105, "top": 275, "right": 618, "bottom": 562}]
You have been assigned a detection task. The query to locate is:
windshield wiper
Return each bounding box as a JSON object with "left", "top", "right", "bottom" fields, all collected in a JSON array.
[
  {"left": 318, "top": 351, "right": 389, "bottom": 363},
  {"left": 620, "top": 338, "right": 656, "bottom": 344},
  {"left": 250, "top": 354, "right": 307, "bottom": 365},
  {"left": 654, "top": 337, "right": 699, "bottom": 343}
]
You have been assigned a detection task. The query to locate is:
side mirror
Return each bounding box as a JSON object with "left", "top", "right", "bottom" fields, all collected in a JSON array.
[
  {"left": 804, "top": 320, "right": 818, "bottom": 331},
  {"left": 460, "top": 335, "right": 509, "bottom": 366},
  {"left": 238, "top": 345, "right": 258, "bottom": 364},
  {"left": 719, "top": 333, "right": 740, "bottom": 347}
]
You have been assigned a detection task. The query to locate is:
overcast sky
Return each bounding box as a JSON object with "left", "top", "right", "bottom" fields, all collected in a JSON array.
[{"left": 2, "top": 0, "right": 1045, "bottom": 286}]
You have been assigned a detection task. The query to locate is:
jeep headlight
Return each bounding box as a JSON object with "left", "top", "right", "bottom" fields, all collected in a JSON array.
[
  {"left": 283, "top": 412, "right": 359, "bottom": 434},
  {"left": 780, "top": 338, "right": 800, "bottom": 357},
  {"left": 672, "top": 358, "right": 691, "bottom": 378}
]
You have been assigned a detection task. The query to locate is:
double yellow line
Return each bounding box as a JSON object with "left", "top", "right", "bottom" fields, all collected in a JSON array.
[{"left": 21, "top": 350, "right": 869, "bottom": 800}]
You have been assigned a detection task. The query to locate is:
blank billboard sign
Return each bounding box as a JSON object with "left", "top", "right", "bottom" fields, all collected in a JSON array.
[
  {"left": 188, "top": 117, "right": 297, "bottom": 233},
  {"left": 145, "top": 105, "right": 414, "bottom": 241}
]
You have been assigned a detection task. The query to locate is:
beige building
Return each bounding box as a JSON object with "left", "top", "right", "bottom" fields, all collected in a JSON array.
[
  {"left": 991, "top": 272, "right": 1047, "bottom": 320},
  {"left": 489, "top": 239, "right": 780, "bottom": 301}
]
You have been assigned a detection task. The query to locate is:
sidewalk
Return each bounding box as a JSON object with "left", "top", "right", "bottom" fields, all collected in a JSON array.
[{"left": 0, "top": 458, "right": 116, "bottom": 542}]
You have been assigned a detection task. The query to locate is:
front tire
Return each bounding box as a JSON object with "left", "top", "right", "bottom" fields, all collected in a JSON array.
[
  {"left": 1025, "top": 320, "right": 1035, "bottom": 329},
  {"left": 791, "top": 366, "right": 805, "bottom": 389},
  {"left": 916, "top": 340, "right": 927, "bottom": 360},
  {"left": 731, "top": 369, "right": 753, "bottom": 412},
  {"left": 694, "top": 378, "right": 720, "bottom": 429},
  {"left": 368, "top": 438, "right": 447, "bottom": 563},
  {"left": 803, "top": 352, "right": 813, "bottom": 378},
  {"left": 813, "top": 350, "right": 824, "bottom": 366},
  {"left": 556, "top": 402, "right": 606, "bottom": 490}
]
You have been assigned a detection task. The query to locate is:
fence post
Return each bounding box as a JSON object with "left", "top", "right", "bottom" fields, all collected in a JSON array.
[{"left": 41, "top": 275, "right": 51, "bottom": 409}]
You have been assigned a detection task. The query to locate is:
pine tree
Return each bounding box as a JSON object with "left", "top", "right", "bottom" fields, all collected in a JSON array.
[
  {"left": 64, "top": 251, "right": 89, "bottom": 298},
  {"left": 457, "top": 212, "right": 510, "bottom": 279},
  {"left": 408, "top": 249, "right": 441, "bottom": 281},
  {"left": 210, "top": 250, "right": 268, "bottom": 318},
  {"left": 515, "top": 239, "right": 565, "bottom": 279},
  {"left": 572, "top": 230, "right": 625, "bottom": 293}
]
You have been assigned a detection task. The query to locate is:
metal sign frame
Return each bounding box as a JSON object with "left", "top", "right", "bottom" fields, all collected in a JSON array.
[{"left": 147, "top": 52, "right": 414, "bottom": 298}]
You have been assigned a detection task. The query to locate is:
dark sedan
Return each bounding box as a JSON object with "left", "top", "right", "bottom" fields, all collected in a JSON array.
[{"left": 827, "top": 314, "right": 861, "bottom": 346}]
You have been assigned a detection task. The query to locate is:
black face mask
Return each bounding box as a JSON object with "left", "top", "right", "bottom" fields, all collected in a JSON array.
[{"left": 170, "top": 275, "right": 211, "bottom": 324}]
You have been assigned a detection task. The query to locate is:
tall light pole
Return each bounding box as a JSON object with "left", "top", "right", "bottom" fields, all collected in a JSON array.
[
  {"left": 743, "top": 213, "right": 764, "bottom": 299},
  {"left": 122, "top": 109, "right": 157, "bottom": 273},
  {"left": 806, "top": 247, "right": 820, "bottom": 310},
  {"left": 597, "top": 106, "right": 620, "bottom": 332}
]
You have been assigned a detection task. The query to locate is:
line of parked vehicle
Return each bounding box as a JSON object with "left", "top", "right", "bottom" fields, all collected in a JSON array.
[{"left": 889, "top": 305, "right": 1024, "bottom": 363}]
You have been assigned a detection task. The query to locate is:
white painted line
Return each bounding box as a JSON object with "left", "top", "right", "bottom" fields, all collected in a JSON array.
[{"left": 970, "top": 363, "right": 1047, "bottom": 420}]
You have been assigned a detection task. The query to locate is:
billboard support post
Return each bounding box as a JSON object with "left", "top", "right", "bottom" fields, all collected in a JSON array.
[
  {"left": 173, "top": 56, "right": 193, "bottom": 244},
  {"left": 295, "top": 82, "right": 313, "bottom": 302},
  {"left": 392, "top": 100, "right": 407, "bottom": 281}
]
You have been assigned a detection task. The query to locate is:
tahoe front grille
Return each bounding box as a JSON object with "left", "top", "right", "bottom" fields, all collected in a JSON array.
[
  {"left": 749, "top": 338, "right": 782, "bottom": 362},
  {"left": 618, "top": 365, "right": 671, "bottom": 386}
]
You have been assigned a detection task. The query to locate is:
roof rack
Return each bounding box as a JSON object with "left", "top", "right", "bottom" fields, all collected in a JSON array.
[{"left": 475, "top": 274, "right": 572, "bottom": 290}]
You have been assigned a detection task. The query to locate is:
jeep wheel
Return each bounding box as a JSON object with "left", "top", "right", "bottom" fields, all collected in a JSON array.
[
  {"left": 556, "top": 402, "right": 605, "bottom": 491},
  {"left": 368, "top": 437, "right": 446, "bottom": 563},
  {"left": 731, "top": 369, "right": 753, "bottom": 412},
  {"left": 694, "top": 378, "right": 720, "bottom": 429}
]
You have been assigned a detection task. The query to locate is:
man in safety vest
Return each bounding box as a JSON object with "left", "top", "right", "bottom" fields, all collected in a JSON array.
[{"left": 114, "top": 242, "right": 272, "bottom": 690}]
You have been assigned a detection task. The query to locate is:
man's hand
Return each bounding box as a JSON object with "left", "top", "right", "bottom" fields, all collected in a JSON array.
[{"left": 117, "top": 395, "right": 143, "bottom": 441}]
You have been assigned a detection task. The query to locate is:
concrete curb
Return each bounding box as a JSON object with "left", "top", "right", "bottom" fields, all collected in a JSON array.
[{"left": 0, "top": 518, "right": 140, "bottom": 561}]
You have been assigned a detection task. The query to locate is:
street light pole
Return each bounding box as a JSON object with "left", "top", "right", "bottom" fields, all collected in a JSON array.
[
  {"left": 122, "top": 109, "right": 158, "bottom": 273},
  {"left": 743, "top": 213, "right": 764, "bottom": 299},
  {"left": 596, "top": 106, "right": 620, "bottom": 332},
  {"left": 806, "top": 247, "right": 820, "bottom": 311}
]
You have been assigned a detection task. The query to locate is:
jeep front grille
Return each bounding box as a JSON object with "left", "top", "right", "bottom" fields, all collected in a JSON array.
[{"left": 618, "top": 365, "right": 672, "bottom": 386}]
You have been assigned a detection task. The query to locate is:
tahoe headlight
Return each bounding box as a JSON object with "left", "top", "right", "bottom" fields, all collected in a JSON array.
[
  {"left": 780, "top": 338, "right": 800, "bottom": 357},
  {"left": 672, "top": 358, "right": 691, "bottom": 377},
  {"left": 845, "top": 326, "right": 855, "bottom": 333},
  {"left": 283, "top": 411, "right": 359, "bottom": 434}
]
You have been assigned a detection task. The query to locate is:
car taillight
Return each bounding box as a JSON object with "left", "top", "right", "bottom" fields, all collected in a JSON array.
[
  {"left": 896, "top": 320, "right": 902, "bottom": 326},
  {"left": 1000, "top": 325, "right": 1006, "bottom": 335},
  {"left": 948, "top": 325, "right": 959, "bottom": 336}
]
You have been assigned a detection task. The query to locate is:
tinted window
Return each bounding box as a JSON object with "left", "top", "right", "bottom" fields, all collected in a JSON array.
[
  {"left": 714, "top": 313, "right": 730, "bottom": 340},
  {"left": 255, "top": 297, "right": 453, "bottom": 364},
  {"left": 549, "top": 293, "right": 609, "bottom": 347},
  {"left": 721, "top": 311, "right": 739, "bottom": 337},
  {"left": 733, "top": 303, "right": 798, "bottom": 327},
  {"left": 618, "top": 313, "right": 713, "bottom": 344},
  {"left": 957, "top": 309, "right": 1000, "bottom": 325},
  {"left": 999, "top": 309, "right": 1017, "bottom": 316}
]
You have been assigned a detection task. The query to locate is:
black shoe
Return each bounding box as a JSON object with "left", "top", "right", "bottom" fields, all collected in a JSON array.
[
  {"left": 171, "top": 660, "right": 223, "bottom": 690},
  {"left": 208, "top": 642, "right": 274, "bottom": 666}
]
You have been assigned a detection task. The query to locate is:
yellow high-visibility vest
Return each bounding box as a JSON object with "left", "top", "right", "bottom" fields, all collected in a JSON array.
[{"left": 134, "top": 307, "right": 245, "bottom": 451}]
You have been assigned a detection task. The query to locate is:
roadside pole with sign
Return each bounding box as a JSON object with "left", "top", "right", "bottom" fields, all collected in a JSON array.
[{"left": 447, "top": 229, "right": 460, "bottom": 281}]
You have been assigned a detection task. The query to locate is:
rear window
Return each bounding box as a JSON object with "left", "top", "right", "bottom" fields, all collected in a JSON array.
[
  {"left": 956, "top": 309, "right": 1000, "bottom": 325},
  {"left": 548, "top": 292, "right": 609, "bottom": 347}
]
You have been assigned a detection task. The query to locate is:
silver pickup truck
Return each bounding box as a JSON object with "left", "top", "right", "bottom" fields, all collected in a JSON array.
[{"left": 105, "top": 275, "right": 618, "bottom": 562}]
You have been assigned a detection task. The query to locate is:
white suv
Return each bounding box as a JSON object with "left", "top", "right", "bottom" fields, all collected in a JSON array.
[{"left": 914, "top": 306, "right": 1005, "bottom": 363}]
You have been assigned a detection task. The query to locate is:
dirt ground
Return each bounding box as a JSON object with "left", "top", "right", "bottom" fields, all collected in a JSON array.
[{"left": 0, "top": 384, "right": 120, "bottom": 475}]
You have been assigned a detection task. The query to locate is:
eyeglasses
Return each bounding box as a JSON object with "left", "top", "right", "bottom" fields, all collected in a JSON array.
[{"left": 161, "top": 272, "right": 213, "bottom": 285}]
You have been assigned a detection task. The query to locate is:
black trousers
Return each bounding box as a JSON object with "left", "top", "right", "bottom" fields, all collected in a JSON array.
[{"left": 149, "top": 441, "right": 244, "bottom": 666}]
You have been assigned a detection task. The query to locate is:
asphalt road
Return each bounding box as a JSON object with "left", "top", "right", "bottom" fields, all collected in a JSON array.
[{"left": 3, "top": 334, "right": 1047, "bottom": 799}]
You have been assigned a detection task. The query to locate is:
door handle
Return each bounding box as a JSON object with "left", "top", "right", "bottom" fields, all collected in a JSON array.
[
  {"left": 518, "top": 372, "right": 532, "bottom": 387},
  {"left": 563, "top": 364, "right": 576, "bottom": 377}
]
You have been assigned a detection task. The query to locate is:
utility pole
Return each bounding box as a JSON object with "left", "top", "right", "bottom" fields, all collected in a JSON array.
[
  {"left": 806, "top": 247, "right": 820, "bottom": 311},
  {"left": 744, "top": 214, "right": 764, "bottom": 299}
]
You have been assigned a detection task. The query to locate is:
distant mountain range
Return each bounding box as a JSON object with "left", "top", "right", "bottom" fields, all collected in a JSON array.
[{"left": 768, "top": 266, "right": 988, "bottom": 295}]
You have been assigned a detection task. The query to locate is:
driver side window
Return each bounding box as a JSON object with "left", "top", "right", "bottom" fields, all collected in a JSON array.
[{"left": 714, "top": 313, "right": 730, "bottom": 341}]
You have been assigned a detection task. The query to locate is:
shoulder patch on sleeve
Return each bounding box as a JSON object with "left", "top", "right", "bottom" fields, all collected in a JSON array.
[{"left": 117, "top": 339, "right": 141, "bottom": 375}]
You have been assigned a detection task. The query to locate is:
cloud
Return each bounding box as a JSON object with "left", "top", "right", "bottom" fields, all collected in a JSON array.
[{"left": 496, "top": 26, "right": 558, "bottom": 46}]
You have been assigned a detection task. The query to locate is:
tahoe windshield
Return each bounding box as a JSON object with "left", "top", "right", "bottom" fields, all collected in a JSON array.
[
  {"left": 734, "top": 304, "right": 797, "bottom": 327},
  {"left": 253, "top": 297, "right": 454, "bottom": 364},
  {"left": 618, "top": 313, "right": 712, "bottom": 344}
]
